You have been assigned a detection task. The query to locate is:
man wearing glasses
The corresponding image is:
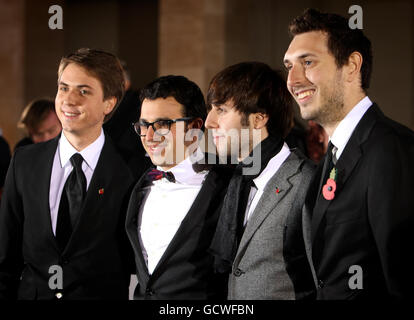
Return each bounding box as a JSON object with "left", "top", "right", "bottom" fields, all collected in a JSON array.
[{"left": 125, "top": 75, "right": 232, "bottom": 299}]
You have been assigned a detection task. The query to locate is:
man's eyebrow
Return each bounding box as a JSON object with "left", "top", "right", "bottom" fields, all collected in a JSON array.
[
  {"left": 139, "top": 117, "right": 172, "bottom": 122},
  {"left": 284, "top": 53, "right": 318, "bottom": 64},
  {"left": 58, "top": 81, "right": 94, "bottom": 89}
]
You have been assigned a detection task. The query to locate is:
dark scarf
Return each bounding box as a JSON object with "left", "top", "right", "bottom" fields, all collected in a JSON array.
[{"left": 209, "top": 134, "right": 284, "bottom": 273}]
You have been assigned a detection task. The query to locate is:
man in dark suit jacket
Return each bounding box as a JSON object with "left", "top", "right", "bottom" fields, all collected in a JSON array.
[
  {"left": 284, "top": 9, "right": 414, "bottom": 299},
  {"left": 0, "top": 135, "right": 11, "bottom": 203},
  {"left": 0, "top": 48, "right": 134, "bottom": 300},
  {"left": 126, "top": 75, "right": 232, "bottom": 299},
  {"left": 103, "top": 62, "right": 152, "bottom": 180}
]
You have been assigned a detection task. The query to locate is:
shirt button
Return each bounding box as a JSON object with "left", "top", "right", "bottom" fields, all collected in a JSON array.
[
  {"left": 146, "top": 288, "right": 154, "bottom": 296},
  {"left": 317, "top": 279, "right": 324, "bottom": 289},
  {"left": 233, "top": 268, "right": 244, "bottom": 277}
]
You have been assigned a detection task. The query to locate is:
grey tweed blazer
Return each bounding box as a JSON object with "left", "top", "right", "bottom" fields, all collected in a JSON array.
[{"left": 228, "top": 149, "right": 316, "bottom": 300}]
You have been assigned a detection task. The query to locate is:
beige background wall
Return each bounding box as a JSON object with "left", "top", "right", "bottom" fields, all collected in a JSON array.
[{"left": 0, "top": 0, "right": 413, "bottom": 148}]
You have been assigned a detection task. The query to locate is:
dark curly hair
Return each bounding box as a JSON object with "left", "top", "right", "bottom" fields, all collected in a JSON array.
[
  {"left": 289, "top": 8, "right": 373, "bottom": 92},
  {"left": 207, "top": 62, "right": 293, "bottom": 138},
  {"left": 139, "top": 75, "right": 207, "bottom": 131}
]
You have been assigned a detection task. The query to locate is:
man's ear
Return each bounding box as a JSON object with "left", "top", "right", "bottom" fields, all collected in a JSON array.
[
  {"left": 346, "top": 51, "right": 363, "bottom": 83},
  {"left": 103, "top": 97, "right": 117, "bottom": 115},
  {"left": 252, "top": 112, "right": 269, "bottom": 129},
  {"left": 189, "top": 117, "right": 204, "bottom": 130}
]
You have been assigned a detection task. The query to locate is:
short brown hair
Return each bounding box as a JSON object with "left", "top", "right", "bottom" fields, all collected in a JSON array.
[
  {"left": 207, "top": 62, "right": 294, "bottom": 138},
  {"left": 18, "top": 98, "right": 55, "bottom": 132},
  {"left": 58, "top": 48, "right": 125, "bottom": 122},
  {"left": 289, "top": 8, "right": 372, "bottom": 92}
]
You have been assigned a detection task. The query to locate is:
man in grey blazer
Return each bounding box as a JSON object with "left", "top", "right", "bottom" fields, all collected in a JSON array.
[{"left": 206, "top": 62, "right": 316, "bottom": 300}]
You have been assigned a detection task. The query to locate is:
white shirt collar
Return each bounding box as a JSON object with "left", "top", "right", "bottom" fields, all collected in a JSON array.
[
  {"left": 59, "top": 129, "right": 105, "bottom": 170},
  {"left": 330, "top": 96, "right": 373, "bottom": 160},
  {"left": 156, "top": 149, "right": 206, "bottom": 185},
  {"left": 253, "top": 143, "right": 291, "bottom": 191}
]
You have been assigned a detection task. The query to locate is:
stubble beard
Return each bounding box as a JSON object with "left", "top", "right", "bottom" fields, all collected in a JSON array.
[{"left": 310, "top": 72, "right": 345, "bottom": 128}]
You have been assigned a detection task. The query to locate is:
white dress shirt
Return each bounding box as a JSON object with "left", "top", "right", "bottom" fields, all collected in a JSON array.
[
  {"left": 49, "top": 129, "right": 105, "bottom": 235},
  {"left": 243, "top": 142, "right": 291, "bottom": 226},
  {"left": 138, "top": 155, "right": 208, "bottom": 275},
  {"left": 330, "top": 96, "right": 373, "bottom": 160}
]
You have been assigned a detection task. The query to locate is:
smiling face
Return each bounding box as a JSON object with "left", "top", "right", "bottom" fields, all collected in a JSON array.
[
  {"left": 140, "top": 97, "right": 198, "bottom": 170},
  {"left": 284, "top": 31, "right": 346, "bottom": 127},
  {"left": 55, "top": 63, "right": 116, "bottom": 148}
]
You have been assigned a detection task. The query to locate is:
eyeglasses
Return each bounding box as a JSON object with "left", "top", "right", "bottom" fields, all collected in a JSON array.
[{"left": 132, "top": 117, "right": 194, "bottom": 136}]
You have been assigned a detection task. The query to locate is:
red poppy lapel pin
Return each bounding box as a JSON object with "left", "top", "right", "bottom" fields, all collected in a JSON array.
[
  {"left": 275, "top": 187, "right": 281, "bottom": 194},
  {"left": 98, "top": 188, "right": 104, "bottom": 195},
  {"left": 322, "top": 168, "right": 337, "bottom": 200}
]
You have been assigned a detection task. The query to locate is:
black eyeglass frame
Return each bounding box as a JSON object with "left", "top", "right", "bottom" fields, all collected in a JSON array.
[{"left": 132, "top": 117, "right": 194, "bottom": 137}]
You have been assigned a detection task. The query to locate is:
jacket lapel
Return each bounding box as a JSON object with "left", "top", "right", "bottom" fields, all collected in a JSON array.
[
  {"left": 311, "top": 104, "right": 380, "bottom": 243},
  {"left": 125, "top": 168, "right": 154, "bottom": 283},
  {"left": 39, "top": 137, "right": 61, "bottom": 253},
  {"left": 235, "top": 152, "right": 302, "bottom": 263},
  {"left": 149, "top": 169, "right": 220, "bottom": 280}
]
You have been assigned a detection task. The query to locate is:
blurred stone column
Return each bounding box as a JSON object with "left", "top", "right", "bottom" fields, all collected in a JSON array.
[
  {"left": 0, "top": 0, "right": 25, "bottom": 147},
  {"left": 158, "top": 0, "right": 226, "bottom": 92}
]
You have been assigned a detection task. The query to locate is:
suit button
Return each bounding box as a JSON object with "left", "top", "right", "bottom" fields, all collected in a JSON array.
[
  {"left": 145, "top": 288, "right": 154, "bottom": 296},
  {"left": 233, "top": 268, "right": 244, "bottom": 277},
  {"left": 55, "top": 292, "right": 63, "bottom": 299},
  {"left": 317, "top": 279, "right": 324, "bottom": 289}
]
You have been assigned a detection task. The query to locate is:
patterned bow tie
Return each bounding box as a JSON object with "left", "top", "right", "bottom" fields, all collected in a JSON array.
[{"left": 147, "top": 169, "right": 176, "bottom": 183}]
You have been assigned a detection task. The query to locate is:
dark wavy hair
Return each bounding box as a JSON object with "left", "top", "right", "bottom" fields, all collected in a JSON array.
[
  {"left": 139, "top": 75, "right": 207, "bottom": 131},
  {"left": 289, "top": 8, "right": 373, "bottom": 92},
  {"left": 207, "top": 62, "right": 294, "bottom": 138}
]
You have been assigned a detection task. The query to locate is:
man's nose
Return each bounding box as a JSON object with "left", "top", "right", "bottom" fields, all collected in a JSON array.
[
  {"left": 205, "top": 110, "right": 218, "bottom": 129},
  {"left": 62, "top": 89, "right": 78, "bottom": 106},
  {"left": 287, "top": 64, "right": 306, "bottom": 88},
  {"left": 144, "top": 124, "right": 156, "bottom": 141}
]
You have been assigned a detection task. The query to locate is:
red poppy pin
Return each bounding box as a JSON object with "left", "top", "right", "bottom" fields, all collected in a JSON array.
[
  {"left": 275, "top": 187, "right": 281, "bottom": 194},
  {"left": 98, "top": 188, "right": 104, "bottom": 195},
  {"left": 322, "top": 168, "right": 337, "bottom": 200}
]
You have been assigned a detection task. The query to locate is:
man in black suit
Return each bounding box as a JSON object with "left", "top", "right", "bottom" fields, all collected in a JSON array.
[
  {"left": 103, "top": 61, "right": 152, "bottom": 180},
  {"left": 0, "top": 135, "right": 11, "bottom": 203},
  {"left": 126, "top": 75, "right": 232, "bottom": 300},
  {"left": 283, "top": 9, "right": 414, "bottom": 299},
  {"left": 0, "top": 48, "right": 134, "bottom": 300}
]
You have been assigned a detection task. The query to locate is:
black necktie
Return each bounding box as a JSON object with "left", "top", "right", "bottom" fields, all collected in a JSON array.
[
  {"left": 318, "top": 142, "right": 335, "bottom": 198},
  {"left": 147, "top": 169, "right": 176, "bottom": 183},
  {"left": 56, "top": 153, "right": 87, "bottom": 249}
]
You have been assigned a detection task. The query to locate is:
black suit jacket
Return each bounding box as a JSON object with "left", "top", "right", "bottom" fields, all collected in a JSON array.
[
  {"left": 125, "top": 164, "right": 233, "bottom": 300},
  {"left": 306, "top": 104, "right": 414, "bottom": 299},
  {"left": 0, "top": 134, "right": 135, "bottom": 300},
  {"left": 103, "top": 89, "right": 152, "bottom": 180},
  {"left": 0, "top": 136, "right": 11, "bottom": 193}
]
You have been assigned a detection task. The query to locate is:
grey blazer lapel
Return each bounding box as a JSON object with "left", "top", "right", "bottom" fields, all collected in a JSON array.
[{"left": 235, "top": 152, "right": 302, "bottom": 263}]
